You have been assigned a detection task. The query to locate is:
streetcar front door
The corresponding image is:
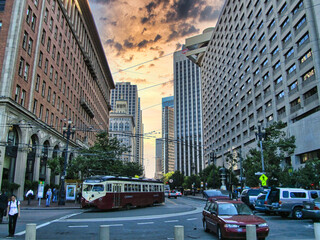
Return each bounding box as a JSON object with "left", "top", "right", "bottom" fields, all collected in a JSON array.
[{"left": 113, "top": 184, "right": 121, "bottom": 208}]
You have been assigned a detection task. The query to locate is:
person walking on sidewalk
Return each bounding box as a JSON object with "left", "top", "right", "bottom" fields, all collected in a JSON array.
[
  {"left": 46, "top": 188, "right": 52, "bottom": 207},
  {"left": 25, "top": 189, "right": 34, "bottom": 205},
  {"left": 6, "top": 195, "right": 20, "bottom": 238},
  {"left": 0, "top": 191, "right": 8, "bottom": 223}
]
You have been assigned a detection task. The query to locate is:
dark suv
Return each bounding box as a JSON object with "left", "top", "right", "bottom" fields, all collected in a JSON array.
[{"left": 241, "top": 189, "right": 262, "bottom": 209}]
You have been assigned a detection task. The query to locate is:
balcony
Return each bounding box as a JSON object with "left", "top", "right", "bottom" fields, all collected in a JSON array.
[
  {"left": 302, "top": 74, "right": 316, "bottom": 88},
  {"left": 80, "top": 98, "right": 95, "bottom": 118},
  {"left": 282, "top": 38, "right": 292, "bottom": 49},
  {"left": 297, "top": 38, "right": 310, "bottom": 53},
  {"left": 304, "top": 94, "right": 319, "bottom": 106},
  {"left": 300, "top": 56, "right": 313, "bottom": 70},
  {"left": 83, "top": 52, "right": 98, "bottom": 81},
  {"left": 276, "top": 97, "right": 285, "bottom": 104},
  {"left": 277, "top": 112, "right": 286, "bottom": 120},
  {"left": 287, "top": 69, "right": 297, "bottom": 80},
  {"left": 290, "top": 103, "right": 301, "bottom": 113},
  {"left": 289, "top": 87, "right": 299, "bottom": 96}
]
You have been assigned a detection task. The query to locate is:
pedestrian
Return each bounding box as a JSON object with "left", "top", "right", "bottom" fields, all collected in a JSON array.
[
  {"left": 6, "top": 195, "right": 20, "bottom": 238},
  {"left": 46, "top": 188, "right": 52, "bottom": 207},
  {"left": 52, "top": 188, "right": 57, "bottom": 202},
  {"left": 25, "top": 189, "right": 34, "bottom": 205},
  {"left": 0, "top": 191, "right": 8, "bottom": 223}
]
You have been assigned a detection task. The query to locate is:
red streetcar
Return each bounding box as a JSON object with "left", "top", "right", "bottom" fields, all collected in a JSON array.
[{"left": 81, "top": 176, "right": 165, "bottom": 210}]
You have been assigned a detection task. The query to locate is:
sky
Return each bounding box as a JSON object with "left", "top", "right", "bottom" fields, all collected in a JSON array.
[{"left": 88, "top": 0, "right": 224, "bottom": 178}]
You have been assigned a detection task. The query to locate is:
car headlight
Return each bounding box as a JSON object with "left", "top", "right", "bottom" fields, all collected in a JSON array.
[
  {"left": 258, "top": 223, "right": 268, "bottom": 227},
  {"left": 225, "top": 224, "right": 240, "bottom": 228}
]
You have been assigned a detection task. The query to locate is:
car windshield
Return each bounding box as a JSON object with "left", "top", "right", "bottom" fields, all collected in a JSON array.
[
  {"left": 249, "top": 189, "right": 261, "bottom": 196},
  {"left": 218, "top": 203, "right": 253, "bottom": 215}
]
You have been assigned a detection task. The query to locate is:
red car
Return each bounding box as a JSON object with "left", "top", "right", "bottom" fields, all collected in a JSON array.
[{"left": 202, "top": 200, "right": 269, "bottom": 240}]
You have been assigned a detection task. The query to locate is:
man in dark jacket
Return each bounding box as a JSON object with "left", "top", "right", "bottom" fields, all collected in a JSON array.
[{"left": 0, "top": 191, "right": 8, "bottom": 223}]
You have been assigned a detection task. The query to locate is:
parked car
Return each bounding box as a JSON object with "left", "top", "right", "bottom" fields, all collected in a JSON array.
[
  {"left": 241, "top": 188, "right": 263, "bottom": 209},
  {"left": 254, "top": 189, "right": 271, "bottom": 213},
  {"left": 203, "top": 189, "right": 231, "bottom": 202},
  {"left": 176, "top": 191, "right": 182, "bottom": 197},
  {"left": 202, "top": 200, "right": 269, "bottom": 240},
  {"left": 266, "top": 187, "right": 310, "bottom": 219},
  {"left": 168, "top": 190, "right": 178, "bottom": 199},
  {"left": 302, "top": 197, "right": 320, "bottom": 222}
]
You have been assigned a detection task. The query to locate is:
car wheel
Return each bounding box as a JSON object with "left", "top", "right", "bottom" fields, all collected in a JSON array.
[
  {"left": 292, "top": 207, "right": 303, "bottom": 220},
  {"left": 217, "top": 225, "right": 224, "bottom": 240},
  {"left": 279, "top": 212, "right": 289, "bottom": 218},
  {"left": 203, "top": 220, "right": 209, "bottom": 232}
]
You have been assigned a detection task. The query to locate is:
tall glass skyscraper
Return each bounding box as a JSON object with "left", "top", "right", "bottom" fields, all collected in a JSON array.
[{"left": 174, "top": 51, "right": 203, "bottom": 176}]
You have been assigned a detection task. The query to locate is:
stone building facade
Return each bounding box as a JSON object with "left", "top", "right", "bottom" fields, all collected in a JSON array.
[{"left": 0, "top": 0, "right": 114, "bottom": 199}]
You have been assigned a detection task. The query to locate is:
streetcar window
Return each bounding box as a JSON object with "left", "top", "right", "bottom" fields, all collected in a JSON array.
[
  {"left": 138, "top": 185, "right": 141, "bottom": 192},
  {"left": 124, "top": 184, "right": 128, "bottom": 192},
  {"left": 106, "top": 184, "right": 112, "bottom": 192},
  {"left": 83, "top": 184, "right": 92, "bottom": 192},
  {"left": 143, "top": 185, "right": 148, "bottom": 192},
  {"left": 92, "top": 185, "right": 104, "bottom": 192}
]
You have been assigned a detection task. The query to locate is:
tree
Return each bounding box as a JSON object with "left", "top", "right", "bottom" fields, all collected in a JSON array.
[
  {"left": 200, "top": 164, "right": 221, "bottom": 189},
  {"left": 243, "top": 121, "right": 296, "bottom": 187},
  {"left": 48, "top": 131, "right": 143, "bottom": 180}
]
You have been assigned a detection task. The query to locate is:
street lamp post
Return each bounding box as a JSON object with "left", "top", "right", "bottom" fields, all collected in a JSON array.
[
  {"left": 58, "top": 119, "right": 75, "bottom": 205},
  {"left": 255, "top": 124, "right": 266, "bottom": 173}
]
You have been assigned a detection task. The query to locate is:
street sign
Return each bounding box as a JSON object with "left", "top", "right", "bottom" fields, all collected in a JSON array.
[
  {"left": 259, "top": 174, "right": 268, "bottom": 186},
  {"left": 169, "top": 179, "right": 173, "bottom": 183}
]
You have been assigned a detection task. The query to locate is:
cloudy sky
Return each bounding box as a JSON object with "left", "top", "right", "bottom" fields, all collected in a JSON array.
[{"left": 88, "top": 0, "right": 224, "bottom": 177}]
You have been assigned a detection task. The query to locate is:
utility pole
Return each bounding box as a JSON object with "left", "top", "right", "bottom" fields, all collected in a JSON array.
[
  {"left": 239, "top": 148, "right": 243, "bottom": 192},
  {"left": 58, "top": 119, "right": 75, "bottom": 205},
  {"left": 255, "top": 124, "right": 266, "bottom": 173}
]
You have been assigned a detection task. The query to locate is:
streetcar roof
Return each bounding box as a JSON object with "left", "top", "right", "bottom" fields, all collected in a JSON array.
[{"left": 83, "top": 175, "right": 163, "bottom": 184}]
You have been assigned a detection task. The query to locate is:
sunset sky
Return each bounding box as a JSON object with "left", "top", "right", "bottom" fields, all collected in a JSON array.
[{"left": 88, "top": 0, "right": 224, "bottom": 177}]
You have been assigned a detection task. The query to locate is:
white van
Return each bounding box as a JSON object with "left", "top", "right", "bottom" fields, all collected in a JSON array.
[{"left": 266, "top": 188, "right": 310, "bottom": 219}]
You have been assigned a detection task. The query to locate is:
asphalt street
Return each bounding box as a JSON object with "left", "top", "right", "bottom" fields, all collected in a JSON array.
[{"left": 0, "top": 196, "right": 316, "bottom": 239}]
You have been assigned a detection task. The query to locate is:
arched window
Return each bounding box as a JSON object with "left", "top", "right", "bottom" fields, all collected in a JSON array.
[
  {"left": 119, "top": 123, "right": 123, "bottom": 131},
  {"left": 114, "top": 123, "right": 118, "bottom": 131},
  {"left": 125, "top": 123, "right": 129, "bottom": 131}
]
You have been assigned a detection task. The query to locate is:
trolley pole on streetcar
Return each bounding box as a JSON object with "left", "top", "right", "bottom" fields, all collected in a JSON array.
[{"left": 58, "top": 119, "right": 75, "bottom": 205}]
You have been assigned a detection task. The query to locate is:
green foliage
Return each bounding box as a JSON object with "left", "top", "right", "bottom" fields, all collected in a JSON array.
[
  {"left": 243, "top": 121, "right": 296, "bottom": 187},
  {"left": 67, "top": 131, "right": 143, "bottom": 179},
  {"left": 163, "top": 171, "right": 185, "bottom": 189},
  {"left": 47, "top": 156, "right": 64, "bottom": 176},
  {"left": 1, "top": 179, "right": 20, "bottom": 195},
  {"left": 294, "top": 158, "right": 320, "bottom": 188},
  {"left": 24, "top": 180, "right": 38, "bottom": 191},
  {"left": 199, "top": 164, "right": 221, "bottom": 189},
  {"left": 183, "top": 175, "right": 201, "bottom": 189}
]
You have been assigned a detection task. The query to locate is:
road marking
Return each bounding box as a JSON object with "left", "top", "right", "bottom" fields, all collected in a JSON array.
[
  {"left": 137, "top": 222, "right": 154, "bottom": 225},
  {"left": 187, "top": 218, "right": 197, "bottom": 221},
  {"left": 68, "top": 225, "right": 88, "bottom": 228},
  {"left": 107, "top": 224, "right": 123, "bottom": 227},
  {"left": 15, "top": 212, "right": 82, "bottom": 236},
  {"left": 165, "top": 220, "right": 179, "bottom": 223},
  {"left": 58, "top": 207, "right": 203, "bottom": 223},
  {"left": 166, "top": 198, "right": 177, "bottom": 205}
]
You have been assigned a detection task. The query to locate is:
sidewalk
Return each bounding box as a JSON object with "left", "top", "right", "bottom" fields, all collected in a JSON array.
[
  {"left": 21, "top": 199, "right": 81, "bottom": 210},
  {"left": 184, "top": 193, "right": 207, "bottom": 201}
]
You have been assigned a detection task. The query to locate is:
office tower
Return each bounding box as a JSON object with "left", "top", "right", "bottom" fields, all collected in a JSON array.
[
  {"left": 110, "top": 82, "right": 142, "bottom": 163},
  {"left": 0, "top": 0, "right": 114, "bottom": 199},
  {"left": 109, "top": 99, "right": 135, "bottom": 162},
  {"left": 187, "top": 0, "right": 320, "bottom": 170},
  {"left": 174, "top": 51, "right": 204, "bottom": 176},
  {"left": 162, "top": 99, "right": 175, "bottom": 174},
  {"left": 155, "top": 138, "right": 163, "bottom": 179},
  {"left": 137, "top": 98, "right": 144, "bottom": 166}
]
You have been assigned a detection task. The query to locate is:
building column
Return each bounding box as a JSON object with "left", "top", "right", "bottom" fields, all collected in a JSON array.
[{"left": 14, "top": 147, "right": 28, "bottom": 200}]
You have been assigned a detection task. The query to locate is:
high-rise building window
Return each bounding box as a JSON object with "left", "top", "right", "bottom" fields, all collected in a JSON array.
[
  {"left": 41, "top": 81, "right": 46, "bottom": 97},
  {"left": 21, "top": 90, "right": 26, "bottom": 106},
  {"left": 14, "top": 85, "right": 21, "bottom": 102},
  {"left": 0, "top": 0, "right": 5, "bottom": 11},
  {"left": 24, "top": 63, "right": 30, "bottom": 81},
  {"left": 18, "top": 58, "right": 24, "bottom": 76},
  {"left": 39, "top": 104, "right": 43, "bottom": 119},
  {"left": 28, "top": 38, "right": 33, "bottom": 55},
  {"left": 35, "top": 75, "right": 40, "bottom": 91},
  {"left": 26, "top": 6, "right": 32, "bottom": 24},
  {"left": 22, "top": 31, "right": 28, "bottom": 49},
  {"left": 33, "top": 99, "right": 38, "bottom": 114},
  {"left": 31, "top": 14, "right": 37, "bottom": 31}
]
